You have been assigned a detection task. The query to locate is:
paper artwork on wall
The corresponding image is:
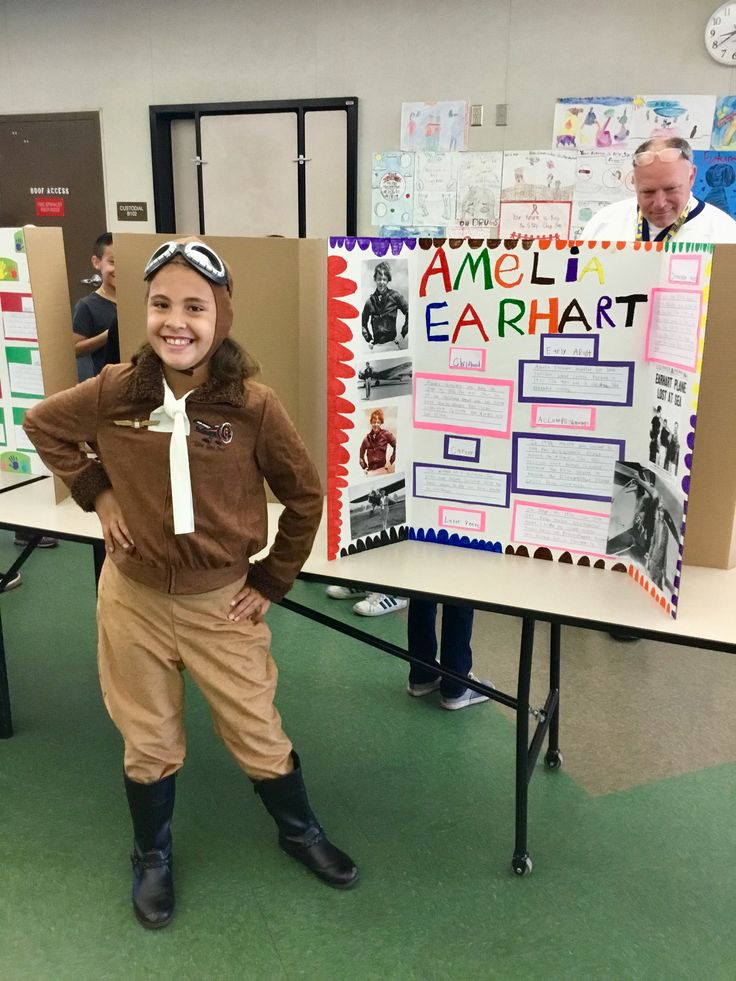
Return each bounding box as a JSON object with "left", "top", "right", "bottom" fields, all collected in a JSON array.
[
  {"left": 554, "top": 96, "right": 717, "bottom": 152},
  {"left": 379, "top": 226, "right": 446, "bottom": 238},
  {"left": 629, "top": 96, "right": 716, "bottom": 152},
  {"left": 371, "top": 152, "right": 415, "bottom": 226},
  {"left": 499, "top": 151, "right": 575, "bottom": 239},
  {"left": 414, "top": 152, "right": 459, "bottom": 226},
  {"left": 553, "top": 97, "right": 633, "bottom": 150},
  {"left": 400, "top": 101, "right": 469, "bottom": 152},
  {"left": 370, "top": 141, "right": 735, "bottom": 238},
  {"left": 501, "top": 151, "right": 576, "bottom": 202},
  {"left": 449, "top": 152, "right": 503, "bottom": 238},
  {"left": 571, "top": 150, "right": 634, "bottom": 237},
  {"left": 327, "top": 236, "right": 713, "bottom": 619},
  {"left": 711, "top": 96, "right": 736, "bottom": 149},
  {"left": 692, "top": 150, "right": 736, "bottom": 222}
]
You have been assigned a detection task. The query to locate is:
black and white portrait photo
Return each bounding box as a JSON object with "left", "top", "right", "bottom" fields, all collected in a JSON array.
[{"left": 360, "top": 258, "right": 409, "bottom": 354}]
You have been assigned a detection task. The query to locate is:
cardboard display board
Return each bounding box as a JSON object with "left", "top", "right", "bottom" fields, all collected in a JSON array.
[
  {"left": 683, "top": 243, "right": 736, "bottom": 568},
  {"left": 10, "top": 228, "right": 736, "bottom": 581},
  {"left": 114, "top": 233, "right": 327, "bottom": 486},
  {"left": 0, "top": 226, "right": 75, "bottom": 503},
  {"left": 326, "top": 237, "right": 736, "bottom": 621}
]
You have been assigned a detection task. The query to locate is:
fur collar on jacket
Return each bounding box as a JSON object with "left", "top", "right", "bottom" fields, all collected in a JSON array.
[{"left": 122, "top": 345, "right": 246, "bottom": 407}]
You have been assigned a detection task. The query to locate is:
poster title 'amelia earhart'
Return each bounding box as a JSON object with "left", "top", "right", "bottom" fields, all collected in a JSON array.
[{"left": 419, "top": 245, "right": 648, "bottom": 343}]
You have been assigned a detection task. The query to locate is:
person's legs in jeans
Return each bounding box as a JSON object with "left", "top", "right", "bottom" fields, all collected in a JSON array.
[
  {"left": 407, "top": 598, "right": 440, "bottom": 687},
  {"left": 438, "top": 604, "right": 474, "bottom": 699}
]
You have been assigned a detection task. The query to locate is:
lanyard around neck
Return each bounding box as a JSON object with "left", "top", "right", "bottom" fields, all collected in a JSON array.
[{"left": 636, "top": 202, "right": 690, "bottom": 243}]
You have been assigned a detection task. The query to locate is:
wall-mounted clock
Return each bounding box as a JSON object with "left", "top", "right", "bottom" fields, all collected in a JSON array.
[{"left": 705, "top": 4, "right": 736, "bottom": 63}]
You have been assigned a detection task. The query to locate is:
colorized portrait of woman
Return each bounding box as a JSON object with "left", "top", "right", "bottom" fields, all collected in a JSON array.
[{"left": 359, "top": 408, "right": 396, "bottom": 476}]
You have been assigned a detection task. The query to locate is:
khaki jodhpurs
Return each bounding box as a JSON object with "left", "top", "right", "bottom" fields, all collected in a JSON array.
[{"left": 97, "top": 559, "right": 293, "bottom": 784}]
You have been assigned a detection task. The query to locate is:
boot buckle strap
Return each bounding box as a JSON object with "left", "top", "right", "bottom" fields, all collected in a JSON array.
[
  {"left": 133, "top": 848, "right": 171, "bottom": 872},
  {"left": 282, "top": 827, "right": 323, "bottom": 850}
]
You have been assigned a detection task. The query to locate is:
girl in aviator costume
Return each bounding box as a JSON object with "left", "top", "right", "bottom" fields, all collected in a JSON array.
[{"left": 24, "top": 239, "right": 358, "bottom": 929}]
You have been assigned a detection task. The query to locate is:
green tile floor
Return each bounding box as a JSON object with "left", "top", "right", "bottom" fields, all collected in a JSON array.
[{"left": 1, "top": 535, "right": 735, "bottom": 979}]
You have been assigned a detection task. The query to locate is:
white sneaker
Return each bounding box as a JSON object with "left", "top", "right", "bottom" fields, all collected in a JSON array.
[
  {"left": 407, "top": 677, "right": 441, "bottom": 697},
  {"left": 440, "top": 673, "right": 494, "bottom": 711},
  {"left": 325, "top": 585, "right": 368, "bottom": 600},
  {"left": 352, "top": 593, "right": 408, "bottom": 617},
  {"left": 1, "top": 570, "right": 22, "bottom": 591}
]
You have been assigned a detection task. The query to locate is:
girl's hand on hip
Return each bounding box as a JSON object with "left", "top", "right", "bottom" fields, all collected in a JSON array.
[
  {"left": 229, "top": 584, "right": 271, "bottom": 623},
  {"left": 95, "top": 488, "right": 134, "bottom": 554}
]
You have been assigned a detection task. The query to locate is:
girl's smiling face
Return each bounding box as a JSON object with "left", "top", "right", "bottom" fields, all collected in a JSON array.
[
  {"left": 146, "top": 263, "right": 217, "bottom": 381},
  {"left": 374, "top": 269, "right": 390, "bottom": 293}
]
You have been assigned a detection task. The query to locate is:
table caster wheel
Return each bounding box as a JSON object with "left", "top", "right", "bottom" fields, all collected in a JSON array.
[
  {"left": 511, "top": 854, "right": 533, "bottom": 876},
  {"left": 544, "top": 749, "right": 563, "bottom": 770}
]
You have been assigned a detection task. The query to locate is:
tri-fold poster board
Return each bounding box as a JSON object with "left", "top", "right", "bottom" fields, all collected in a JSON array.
[
  {"left": 0, "top": 226, "right": 76, "bottom": 500},
  {"left": 5, "top": 227, "right": 736, "bottom": 618},
  {"left": 326, "top": 237, "right": 736, "bottom": 619}
]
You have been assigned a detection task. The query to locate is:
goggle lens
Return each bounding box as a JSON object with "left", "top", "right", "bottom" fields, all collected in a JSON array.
[{"left": 143, "top": 241, "right": 228, "bottom": 286}]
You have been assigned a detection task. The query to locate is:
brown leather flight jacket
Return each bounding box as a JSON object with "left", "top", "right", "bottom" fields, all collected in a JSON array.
[{"left": 23, "top": 348, "right": 323, "bottom": 599}]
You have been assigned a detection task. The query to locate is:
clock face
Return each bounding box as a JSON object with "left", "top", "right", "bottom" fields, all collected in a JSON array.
[{"left": 705, "top": 4, "right": 736, "bottom": 63}]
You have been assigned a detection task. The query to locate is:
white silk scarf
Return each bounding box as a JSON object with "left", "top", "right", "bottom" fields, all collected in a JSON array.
[{"left": 149, "top": 378, "right": 195, "bottom": 535}]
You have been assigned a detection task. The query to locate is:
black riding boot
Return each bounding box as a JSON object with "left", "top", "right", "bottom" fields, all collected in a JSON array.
[
  {"left": 124, "top": 772, "right": 176, "bottom": 929},
  {"left": 254, "top": 753, "right": 358, "bottom": 889}
]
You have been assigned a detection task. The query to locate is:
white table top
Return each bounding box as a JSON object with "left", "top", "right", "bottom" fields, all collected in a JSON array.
[
  {"left": 2, "top": 481, "right": 734, "bottom": 652},
  {"left": 303, "top": 519, "right": 736, "bottom": 650},
  {"left": 0, "top": 471, "right": 48, "bottom": 494},
  {"left": 0, "top": 478, "right": 100, "bottom": 541}
]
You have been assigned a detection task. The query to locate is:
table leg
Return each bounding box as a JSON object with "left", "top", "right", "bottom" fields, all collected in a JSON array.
[
  {"left": 512, "top": 616, "right": 535, "bottom": 876},
  {"left": 0, "top": 538, "right": 106, "bottom": 742},
  {"left": 0, "top": 541, "right": 38, "bottom": 740},
  {"left": 544, "top": 623, "right": 563, "bottom": 770},
  {"left": 0, "top": 608, "right": 12, "bottom": 739}
]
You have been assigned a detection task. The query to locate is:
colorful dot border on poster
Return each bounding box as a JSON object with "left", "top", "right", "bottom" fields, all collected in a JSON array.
[
  {"left": 410, "top": 525, "right": 621, "bottom": 571},
  {"left": 338, "top": 525, "right": 410, "bottom": 558},
  {"left": 328, "top": 236, "right": 697, "bottom": 263},
  {"left": 330, "top": 236, "right": 714, "bottom": 256},
  {"left": 628, "top": 564, "right": 672, "bottom": 617}
]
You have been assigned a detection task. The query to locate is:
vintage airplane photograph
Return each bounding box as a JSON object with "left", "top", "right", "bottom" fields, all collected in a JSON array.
[
  {"left": 348, "top": 474, "right": 407, "bottom": 539},
  {"left": 358, "top": 357, "right": 413, "bottom": 401}
]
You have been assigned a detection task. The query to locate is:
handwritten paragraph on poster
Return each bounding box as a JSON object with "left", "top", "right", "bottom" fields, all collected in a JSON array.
[
  {"left": 414, "top": 374, "right": 513, "bottom": 436},
  {"left": 513, "top": 434, "right": 622, "bottom": 501}
]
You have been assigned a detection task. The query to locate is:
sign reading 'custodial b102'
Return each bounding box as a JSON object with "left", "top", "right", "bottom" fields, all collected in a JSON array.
[{"left": 116, "top": 202, "right": 148, "bottom": 222}]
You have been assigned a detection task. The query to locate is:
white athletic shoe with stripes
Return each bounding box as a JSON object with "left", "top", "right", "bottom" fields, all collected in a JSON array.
[
  {"left": 325, "top": 585, "right": 368, "bottom": 600},
  {"left": 352, "top": 593, "right": 408, "bottom": 617}
]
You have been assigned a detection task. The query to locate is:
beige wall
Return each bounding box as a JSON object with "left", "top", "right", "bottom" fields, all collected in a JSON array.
[{"left": 1, "top": 0, "right": 733, "bottom": 235}]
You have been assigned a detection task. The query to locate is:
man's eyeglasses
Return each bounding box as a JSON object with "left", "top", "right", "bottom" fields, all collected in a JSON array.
[
  {"left": 143, "top": 240, "right": 228, "bottom": 286},
  {"left": 633, "top": 147, "right": 691, "bottom": 167}
]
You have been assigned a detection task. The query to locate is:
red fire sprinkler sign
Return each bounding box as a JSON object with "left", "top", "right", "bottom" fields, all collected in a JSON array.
[{"left": 34, "top": 197, "right": 65, "bottom": 217}]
